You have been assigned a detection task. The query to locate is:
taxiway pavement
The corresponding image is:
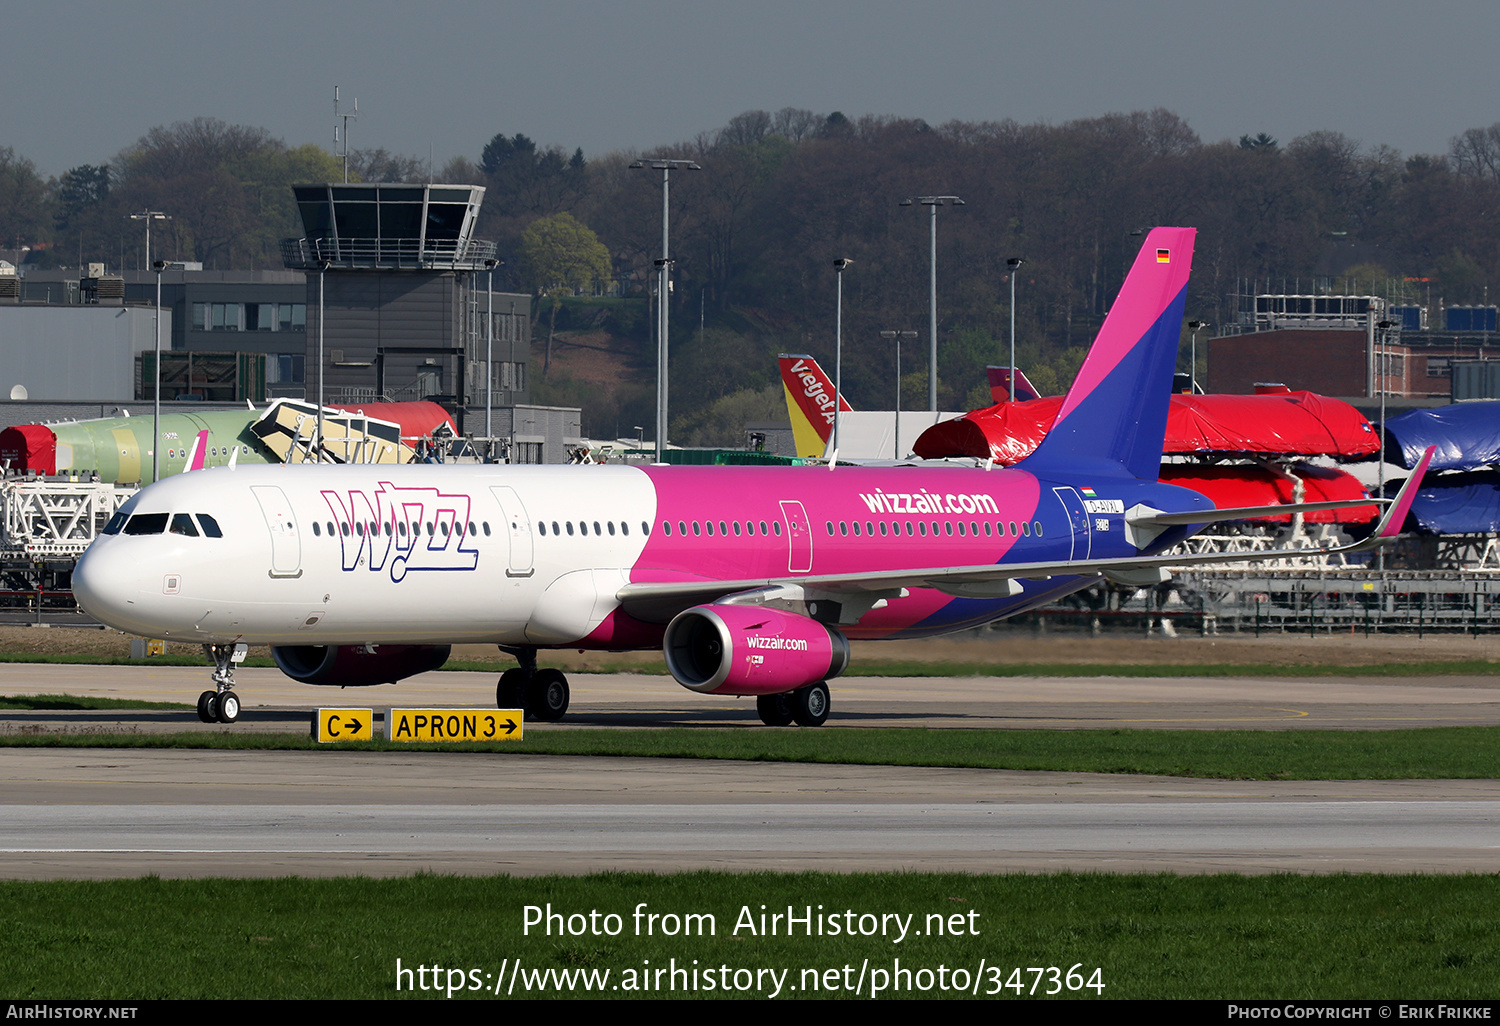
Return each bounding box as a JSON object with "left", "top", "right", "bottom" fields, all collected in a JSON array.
[{"left": 2, "top": 663, "right": 1499, "bottom": 878}]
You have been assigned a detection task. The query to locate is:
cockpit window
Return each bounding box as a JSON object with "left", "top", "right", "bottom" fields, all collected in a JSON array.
[
  {"left": 123, "top": 513, "right": 169, "bottom": 535},
  {"left": 198, "top": 514, "right": 223, "bottom": 538},
  {"left": 169, "top": 513, "right": 199, "bottom": 537},
  {"left": 103, "top": 512, "right": 127, "bottom": 535}
]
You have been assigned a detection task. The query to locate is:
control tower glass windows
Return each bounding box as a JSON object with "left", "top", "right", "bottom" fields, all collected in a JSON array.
[
  {"left": 285, "top": 183, "right": 490, "bottom": 269},
  {"left": 334, "top": 194, "right": 379, "bottom": 239},
  {"left": 294, "top": 186, "right": 333, "bottom": 239},
  {"left": 426, "top": 203, "right": 467, "bottom": 241}
]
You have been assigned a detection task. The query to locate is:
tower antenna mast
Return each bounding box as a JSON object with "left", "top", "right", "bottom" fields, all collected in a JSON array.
[{"left": 334, "top": 87, "right": 359, "bottom": 183}]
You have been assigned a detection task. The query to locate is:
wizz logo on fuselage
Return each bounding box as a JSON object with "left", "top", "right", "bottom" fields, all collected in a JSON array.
[{"left": 321, "top": 483, "right": 479, "bottom": 582}]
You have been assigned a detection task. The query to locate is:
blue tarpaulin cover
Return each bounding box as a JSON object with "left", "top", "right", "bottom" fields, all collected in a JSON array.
[
  {"left": 1404, "top": 470, "right": 1500, "bottom": 534},
  {"left": 1386, "top": 402, "right": 1500, "bottom": 471}
]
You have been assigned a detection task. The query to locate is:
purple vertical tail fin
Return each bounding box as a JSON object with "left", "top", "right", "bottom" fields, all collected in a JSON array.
[{"left": 1023, "top": 227, "right": 1195, "bottom": 480}]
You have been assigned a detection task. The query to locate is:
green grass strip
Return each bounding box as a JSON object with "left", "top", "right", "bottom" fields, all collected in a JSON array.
[
  {"left": 0, "top": 693, "right": 185, "bottom": 711},
  {"left": 4, "top": 725, "right": 1500, "bottom": 780},
  {"left": 0, "top": 872, "right": 1496, "bottom": 999}
]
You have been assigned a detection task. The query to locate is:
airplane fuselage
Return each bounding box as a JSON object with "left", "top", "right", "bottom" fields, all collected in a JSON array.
[{"left": 74, "top": 461, "right": 1204, "bottom": 650}]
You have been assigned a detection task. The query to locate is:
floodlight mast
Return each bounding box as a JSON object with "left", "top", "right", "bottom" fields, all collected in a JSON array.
[
  {"left": 629, "top": 158, "right": 702, "bottom": 462},
  {"left": 1007, "top": 257, "right": 1026, "bottom": 398},
  {"left": 901, "top": 195, "right": 964, "bottom": 410},
  {"left": 832, "top": 259, "right": 854, "bottom": 455},
  {"left": 1187, "top": 319, "right": 1210, "bottom": 395},
  {"left": 151, "top": 259, "right": 179, "bottom": 482},
  {"left": 880, "top": 329, "right": 918, "bottom": 457},
  {"left": 484, "top": 258, "right": 502, "bottom": 454},
  {"left": 128, "top": 210, "right": 170, "bottom": 272}
]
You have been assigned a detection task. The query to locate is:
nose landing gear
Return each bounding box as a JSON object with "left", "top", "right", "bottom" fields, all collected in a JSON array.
[{"left": 198, "top": 643, "right": 247, "bottom": 724}]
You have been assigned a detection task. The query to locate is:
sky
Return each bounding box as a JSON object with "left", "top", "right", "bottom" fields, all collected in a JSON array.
[{"left": 6, "top": 0, "right": 1499, "bottom": 177}]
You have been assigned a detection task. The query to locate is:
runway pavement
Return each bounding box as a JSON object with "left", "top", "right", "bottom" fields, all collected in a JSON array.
[{"left": 2, "top": 662, "right": 1499, "bottom": 879}]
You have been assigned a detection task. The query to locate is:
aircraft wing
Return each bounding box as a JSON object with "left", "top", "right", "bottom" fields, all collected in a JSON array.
[{"left": 618, "top": 448, "right": 1434, "bottom": 624}]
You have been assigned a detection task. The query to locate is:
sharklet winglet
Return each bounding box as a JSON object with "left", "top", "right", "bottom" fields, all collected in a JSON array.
[{"left": 1374, "top": 444, "right": 1434, "bottom": 539}]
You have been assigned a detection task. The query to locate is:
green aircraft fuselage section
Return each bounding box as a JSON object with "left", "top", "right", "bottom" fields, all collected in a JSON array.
[{"left": 53, "top": 411, "right": 273, "bottom": 485}]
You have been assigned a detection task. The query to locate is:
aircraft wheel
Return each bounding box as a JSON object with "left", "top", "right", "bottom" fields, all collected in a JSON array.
[
  {"left": 528, "top": 669, "right": 570, "bottom": 722},
  {"left": 196, "top": 691, "right": 218, "bottom": 723},
  {"left": 216, "top": 691, "right": 240, "bottom": 724},
  {"left": 497, "top": 668, "right": 528, "bottom": 710},
  {"left": 756, "top": 693, "right": 795, "bottom": 727},
  {"left": 791, "top": 681, "right": 829, "bottom": 727}
]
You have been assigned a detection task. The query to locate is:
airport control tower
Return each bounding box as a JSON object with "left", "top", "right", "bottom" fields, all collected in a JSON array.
[{"left": 281, "top": 183, "right": 531, "bottom": 429}]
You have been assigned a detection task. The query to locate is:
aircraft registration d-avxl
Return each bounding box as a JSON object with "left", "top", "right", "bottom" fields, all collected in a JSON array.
[{"left": 74, "top": 228, "right": 1430, "bottom": 727}]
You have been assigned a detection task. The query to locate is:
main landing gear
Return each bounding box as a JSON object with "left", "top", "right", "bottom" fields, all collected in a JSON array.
[
  {"left": 197, "top": 643, "right": 245, "bottom": 724},
  {"left": 756, "top": 681, "right": 830, "bottom": 727},
  {"left": 498, "top": 646, "right": 570, "bottom": 722}
]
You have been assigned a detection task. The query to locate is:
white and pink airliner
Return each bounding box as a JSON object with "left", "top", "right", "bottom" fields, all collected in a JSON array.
[{"left": 72, "top": 228, "right": 1430, "bottom": 726}]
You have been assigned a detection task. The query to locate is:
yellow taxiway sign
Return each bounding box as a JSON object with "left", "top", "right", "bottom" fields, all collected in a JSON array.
[
  {"left": 312, "top": 709, "right": 374, "bottom": 743},
  {"left": 386, "top": 709, "right": 524, "bottom": 742}
]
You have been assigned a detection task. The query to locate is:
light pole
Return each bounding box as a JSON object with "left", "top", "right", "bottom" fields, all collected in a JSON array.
[
  {"left": 1376, "top": 319, "right": 1394, "bottom": 571},
  {"left": 630, "top": 158, "right": 701, "bottom": 462},
  {"left": 1007, "top": 257, "right": 1025, "bottom": 398},
  {"left": 484, "top": 258, "right": 501, "bottom": 458},
  {"left": 832, "top": 259, "right": 853, "bottom": 456},
  {"left": 317, "top": 257, "right": 331, "bottom": 462},
  {"left": 1187, "top": 320, "right": 1209, "bottom": 394},
  {"left": 901, "top": 195, "right": 964, "bottom": 410},
  {"left": 128, "top": 210, "right": 169, "bottom": 271},
  {"left": 150, "top": 259, "right": 176, "bottom": 482},
  {"left": 881, "top": 329, "right": 918, "bottom": 457}
]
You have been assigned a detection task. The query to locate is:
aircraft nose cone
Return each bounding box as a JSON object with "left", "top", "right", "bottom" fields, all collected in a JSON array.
[{"left": 73, "top": 542, "right": 145, "bottom": 633}]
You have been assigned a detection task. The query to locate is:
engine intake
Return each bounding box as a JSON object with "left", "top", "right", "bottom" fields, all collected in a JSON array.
[
  {"left": 271, "top": 644, "right": 451, "bottom": 686},
  {"left": 663, "top": 604, "right": 849, "bottom": 695}
]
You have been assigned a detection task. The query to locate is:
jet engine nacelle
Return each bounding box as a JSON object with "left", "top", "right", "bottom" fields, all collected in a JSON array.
[
  {"left": 271, "top": 644, "right": 452, "bottom": 686},
  {"left": 663, "top": 604, "right": 849, "bottom": 696}
]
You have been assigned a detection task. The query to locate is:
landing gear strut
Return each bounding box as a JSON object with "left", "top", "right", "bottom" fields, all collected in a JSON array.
[
  {"left": 199, "top": 643, "right": 245, "bottom": 724},
  {"left": 497, "top": 646, "right": 571, "bottom": 722}
]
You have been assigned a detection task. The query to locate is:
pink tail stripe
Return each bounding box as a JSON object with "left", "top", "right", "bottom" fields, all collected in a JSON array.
[
  {"left": 1053, "top": 227, "right": 1194, "bottom": 426},
  {"left": 187, "top": 430, "right": 209, "bottom": 471}
]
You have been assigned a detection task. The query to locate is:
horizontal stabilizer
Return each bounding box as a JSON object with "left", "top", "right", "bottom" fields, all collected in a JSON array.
[{"left": 1129, "top": 498, "right": 1387, "bottom": 529}]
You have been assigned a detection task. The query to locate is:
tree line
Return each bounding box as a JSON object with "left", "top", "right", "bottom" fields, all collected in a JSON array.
[{"left": 5, "top": 109, "right": 1500, "bottom": 439}]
